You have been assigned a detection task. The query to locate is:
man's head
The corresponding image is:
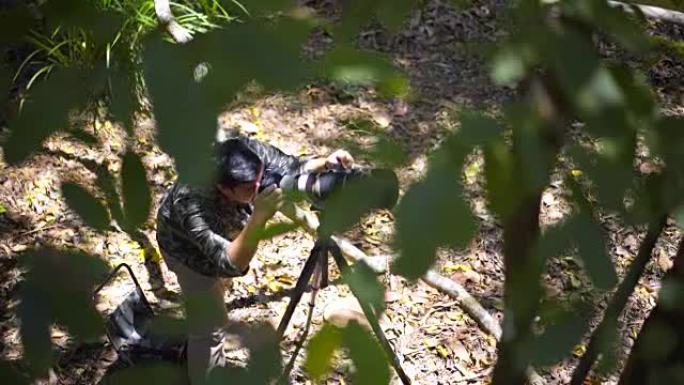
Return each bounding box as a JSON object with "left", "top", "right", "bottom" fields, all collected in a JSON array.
[{"left": 214, "top": 139, "right": 264, "bottom": 203}]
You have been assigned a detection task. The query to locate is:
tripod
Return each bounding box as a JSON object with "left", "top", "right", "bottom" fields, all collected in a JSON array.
[{"left": 276, "top": 232, "right": 412, "bottom": 385}]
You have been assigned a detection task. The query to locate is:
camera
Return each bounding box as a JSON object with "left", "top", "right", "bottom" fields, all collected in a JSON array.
[{"left": 259, "top": 168, "right": 399, "bottom": 210}]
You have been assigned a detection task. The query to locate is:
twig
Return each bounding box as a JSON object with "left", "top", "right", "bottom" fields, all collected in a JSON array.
[
  {"left": 570, "top": 216, "right": 668, "bottom": 385},
  {"left": 608, "top": 1, "right": 684, "bottom": 25},
  {"left": 12, "top": 224, "right": 62, "bottom": 240},
  {"left": 457, "top": 367, "right": 494, "bottom": 383},
  {"left": 153, "top": 0, "right": 193, "bottom": 43}
]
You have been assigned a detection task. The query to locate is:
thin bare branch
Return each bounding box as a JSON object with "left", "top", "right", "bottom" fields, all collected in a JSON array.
[
  {"left": 153, "top": 0, "right": 193, "bottom": 43},
  {"left": 609, "top": 1, "right": 684, "bottom": 25}
]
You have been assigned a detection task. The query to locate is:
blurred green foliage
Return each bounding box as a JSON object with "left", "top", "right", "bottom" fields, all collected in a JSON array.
[{"left": 4, "top": 0, "right": 684, "bottom": 384}]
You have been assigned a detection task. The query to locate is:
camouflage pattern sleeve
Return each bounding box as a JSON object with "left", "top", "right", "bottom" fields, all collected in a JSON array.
[
  {"left": 158, "top": 184, "right": 248, "bottom": 278},
  {"left": 240, "top": 136, "right": 306, "bottom": 177}
]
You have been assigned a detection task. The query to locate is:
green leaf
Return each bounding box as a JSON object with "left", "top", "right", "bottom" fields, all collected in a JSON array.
[
  {"left": 317, "top": 45, "right": 408, "bottom": 97},
  {"left": 319, "top": 169, "right": 399, "bottom": 236},
  {"left": 335, "top": 0, "right": 418, "bottom": 39},
  {"left": 394, "top": 144, "right": 475, "bottom": 280},
  {"left": 593, "top": 320, "right": 621, "bottom": 375},
  {"left": 208, "top": 322, "right": 282, "bottom": 384},
  {"left": 459, "top": 111, "right": 504, "bottom": 147},
  {"left": 576, "top": 67, "right": 625, "bottom": 114},
  {"left": 658, "top": 278, "right": 684, "bottom": 311},
  {"left": 144, "top": 19, "right": 311, "bottom": 187},
  {"left": 548, "top": 28, "right": 601, "bottom": 101},
  {"left": 18, "top": 249, "right": 108, "bottom": 377},
  {"left": 0, "top": 360, "right": 27, "bottom": 385},
  {"left": 0, "top": 65, "right": 10, "bottom": 109},
  {"left": 674, "top": 205, "right": 684, "bottom": 231},
  {"left": 627, "top": 172, "right": 671, "bottom": 224},
  {"left": 121, "top": 151, "right": 151, "bottom": 230},
  {"left": 17, "top": 284, "right": 52, "bottom": 378},
  {"left": 491, "top": 47, "right": 527, "bottom": 85},
  {"left": 569, "top": 142, "right": 634, "bottom": 214},
  {"left": 343, "top": 260, "right": 385, "bottom": 315},
  {"left": 370, "top": 135, "right": 409, "bottom": 168},
  {"left": 196, "top": 19, "right": 311, "bottom": 92},
  {"left": 483, "top": 139, "right": 519, "bottom": 220},
  {"left": 569, "top": 213, "right": 617, "bottom": 290},
  {"left": 4, "top": 67, "right": 101, "bottom": 164},
  {"left": 241, "top": 323, "right": 283, "bottom": 384},
  {"left": 567, "top": 180, "right": 618, "bottom": 289},
  {"left": 653, "top": 117, "right": 684, "bottom": 170},
  {"left": 143, "top": 35, "right": 219, "bottom": 187},
  {"left": 531, "top": 305, "right": 589, "bottom": 366},
  {"left": 377, "top": 73, "right": 410, "bottom": 99},
  {"left": 0, "top": 203, "right": 6, "bottom": 215},
  {"left": 570, "top": 0, "right": 651, "bottom": 54},
  {"left": 343, "top": 322, "right": 390, "bottom": 385},
  {"left": 304, "top": 323, "right": 343, "bottom": 382},
  {"left": 61, "top": 183, "right": 110, "bottom": 231},
  {"left": 108, "top": 66, "right": 138, "bottom": 133},
  {"left": 0, "top": 5, "right": 33, "bottom": 43},
  {"left": 610, "top": 65, "right": 655, "bottom": 120},
  {"left": 536, "top": 222, "right": 573, "bottom": 263},
  {"left": 334, "top": 0, "right": 378, "bottom": 41},
  {"left": 41, "top": 0, "right": 123, "bottom": 45},
  {"left": 254, "top": 221, "right": 300, "bottom": 242},
  {"left": 508, "top": 104, "right": 557, "bottom": 192},
  {"left": 376, "top": 0, "right": 417, "bottom": 31},
  {"left": 337, "top": 119, "right": 408, "bottom": 168}
]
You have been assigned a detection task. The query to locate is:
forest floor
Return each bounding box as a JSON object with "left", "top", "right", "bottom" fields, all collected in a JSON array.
[{"left": 2, "top": 0, "right": 684, "bottom": 384}]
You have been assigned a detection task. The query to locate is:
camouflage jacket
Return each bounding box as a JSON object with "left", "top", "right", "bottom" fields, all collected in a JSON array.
[{"left": 156, "top": 137, "right": 305, "bottom": 278}]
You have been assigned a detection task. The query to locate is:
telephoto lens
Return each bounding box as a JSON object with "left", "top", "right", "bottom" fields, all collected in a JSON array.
[{"left": 279, "top": 168, "right": 399, "bottom": 209}]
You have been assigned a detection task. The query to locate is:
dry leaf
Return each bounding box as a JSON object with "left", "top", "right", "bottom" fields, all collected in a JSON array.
[
  {"left": 384, "top": 291, "right": 401, "bottom": 303},
  {"left": 573, "top": 344, "right": 586, "bottom": 357},
  {"left": 372, "top": 112, "right": 392, "bottom": 128},
  {"left": 11, "top": 244, "right": 28, "bottom": 252},
  {"left": 436, "top": 344, "right": 450, "bottom": 358},
  {"left": 657, "top": 249, "right": 673, "bottom": 272},
  {"left": 451, "top": 342, "right": 471, "bottom": 362},
  {"left": 443, "top": 262, "right": 471, "bottom": 273}
]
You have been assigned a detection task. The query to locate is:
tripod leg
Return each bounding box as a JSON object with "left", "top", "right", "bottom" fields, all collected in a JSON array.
[
  {"left": 314, "top": 246, "right": 329, "bottom": 289},
  {"left": 277, "top": 244, "right": 323, "bottom": 338},
  {"left": 330, "top": 245, "right": 412, "bottom": 385},
  {"left": 279, "top": 287, "right": 318, "bottom": 385}
]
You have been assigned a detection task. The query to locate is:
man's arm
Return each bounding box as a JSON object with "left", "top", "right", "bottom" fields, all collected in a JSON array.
[
  {"left": 240, "top": 137, "right": 303, "bottom": 175},
  {"left": 240, "top": 136, "right": 354, "bottom": 174},
  {"left": 170, "top": 186, "right": 283, "bottom": 276},
  {"left": 226, "top": 186, "right": 282, "bottom": 271},
  {"left": 170, "top": 193, "right": 247, "bottom": 277},
  {"left": 301, "top": 149, "right": 355, "bottom": 172}
]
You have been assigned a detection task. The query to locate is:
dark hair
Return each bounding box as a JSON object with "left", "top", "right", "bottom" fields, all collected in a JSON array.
[{"left": 214, "top": 138, "right": 263, "bottom": 188}]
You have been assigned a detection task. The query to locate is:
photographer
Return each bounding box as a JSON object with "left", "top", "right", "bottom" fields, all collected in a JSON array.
[{"left": 155, "top": 136, "right": 353, "bottom": 385}]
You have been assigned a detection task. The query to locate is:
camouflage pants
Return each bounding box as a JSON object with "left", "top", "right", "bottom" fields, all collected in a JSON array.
[{"left": 163, "top": 254, "right": 231, "bottom": 385}]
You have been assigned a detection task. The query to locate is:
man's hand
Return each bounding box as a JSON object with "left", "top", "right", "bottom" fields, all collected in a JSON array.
[
  {"left": 302, "top": 149, "right": 355, "bottom": 172},
  {"left": 325, "top": 149, "right": 354, "bottom": 170},
  {"left": 252, "top": 185, "right": 283, "bottom": 225},
  {"left": 229, "top": 185, "right": 282, "bottom": 272}
]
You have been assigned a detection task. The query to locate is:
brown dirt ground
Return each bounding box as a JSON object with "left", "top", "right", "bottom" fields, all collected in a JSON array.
[{"left": 2, "top": 1, "right": 684, "bottom": 384}]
